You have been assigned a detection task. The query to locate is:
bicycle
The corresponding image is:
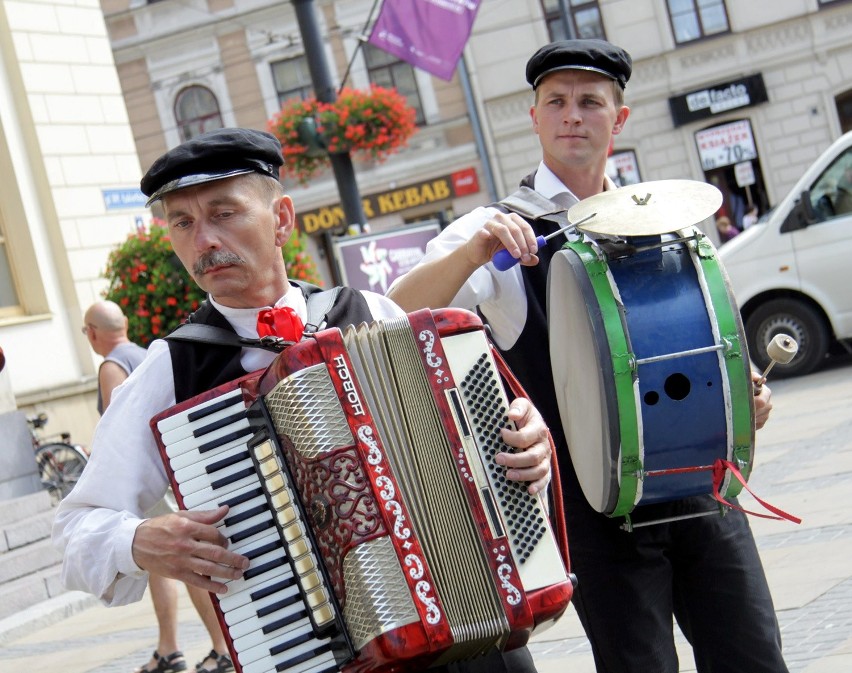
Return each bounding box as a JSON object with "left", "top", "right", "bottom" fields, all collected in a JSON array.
[{"left": 27, "top": 412, "right": 90, "bottom": 501}]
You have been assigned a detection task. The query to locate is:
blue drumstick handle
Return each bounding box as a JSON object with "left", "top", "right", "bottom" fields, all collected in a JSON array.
[{"left": 492, "top": 235, "right": 547, "bottom": 271}]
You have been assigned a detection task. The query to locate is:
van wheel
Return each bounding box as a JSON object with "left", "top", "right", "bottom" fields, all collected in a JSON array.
[{"left": 745, "top": 298, "right": 830, "bottom": 377}]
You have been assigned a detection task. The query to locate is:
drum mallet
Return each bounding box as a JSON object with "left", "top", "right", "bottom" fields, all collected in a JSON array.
[
  {"left": 492, "top": 213, "right": 596, "bottom": 271},
  {"left": 755, "top": 333, "right": 799, "bottom": 388}
]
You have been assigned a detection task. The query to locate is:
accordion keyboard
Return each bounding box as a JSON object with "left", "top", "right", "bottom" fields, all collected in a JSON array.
[{"left": 156, "top": 389, "right": 341, "bottom": 673}]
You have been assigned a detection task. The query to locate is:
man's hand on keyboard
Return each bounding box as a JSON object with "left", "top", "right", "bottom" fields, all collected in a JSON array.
[
  {"left": 132, "top": 505, "right": 250, "bottom": 593},
  {"left": 496, "top": 397, "right": 552, "bottom": 496}
]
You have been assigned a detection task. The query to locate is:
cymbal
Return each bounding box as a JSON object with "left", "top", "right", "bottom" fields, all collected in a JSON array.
[{"left": 568, "top": 179, "right": 723, "bottom": 237}]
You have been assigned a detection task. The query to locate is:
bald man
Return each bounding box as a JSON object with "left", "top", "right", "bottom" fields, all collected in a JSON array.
[
  {"left": 82, "top": 300, "right": 147, "bottom": 413},
  {"left": 82, "top": 301, "right": 231, "bottom": 673}
]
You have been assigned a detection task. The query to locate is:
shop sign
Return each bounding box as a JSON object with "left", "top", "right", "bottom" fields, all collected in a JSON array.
[
  {"left": 695, "top": 120, "right": 758, "bottom": 171},
  {"left": 298, "top": 168, "right": 479, "bottom": 234},
  {"left": 669, "top": 74, "right": 768, "bottom": 127},
  {"left": 333, "top": 222, "right": 441, "bottom": 294},
  {"left": 606, "top": 150, "right": 641, "bottom": 186}
]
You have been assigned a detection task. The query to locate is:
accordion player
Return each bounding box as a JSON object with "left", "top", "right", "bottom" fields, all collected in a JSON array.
[{"left": 151, "top": 308, "right": 575, "bottom": 673}]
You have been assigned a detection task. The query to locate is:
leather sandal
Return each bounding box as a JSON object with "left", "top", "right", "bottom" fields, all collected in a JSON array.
[
  {"left": 193, "top": 650, "right": 234, "bottom": 673},
  {"left": 134, "top": 650, "right": 187, "bottom": 673}
]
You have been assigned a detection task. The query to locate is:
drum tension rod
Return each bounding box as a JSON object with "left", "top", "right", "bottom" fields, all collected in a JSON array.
[
  {"left": 620, "top": 507, "right": 724, "bottom": 531},
  {"left": 633, "top": 339, "right": 732, "bottom": 366}
]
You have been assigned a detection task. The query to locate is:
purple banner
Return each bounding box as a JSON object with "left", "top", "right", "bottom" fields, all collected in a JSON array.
[
  {"left": 333, "top": 223, "right": 441, "bottom": 294},
  {"left": 368, "top": 0, "right": 481, "bottom": 81}
]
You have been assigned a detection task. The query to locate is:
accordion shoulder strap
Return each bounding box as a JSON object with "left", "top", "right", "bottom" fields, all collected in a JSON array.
[
  {"left": 165, "top": 285, "right": 343, "bottom": 352},
  {"left": 489, "top": 343, "right": 571, "bottom": 572}
]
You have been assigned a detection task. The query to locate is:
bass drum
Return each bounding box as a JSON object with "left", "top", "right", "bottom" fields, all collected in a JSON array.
[{"left": 547, "top": 229, "right": 754, "bottom": 518}]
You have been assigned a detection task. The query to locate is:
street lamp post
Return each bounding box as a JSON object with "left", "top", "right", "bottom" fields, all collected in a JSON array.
[{"left": 292, "top": 0, "right": 366, "bottom": 284}]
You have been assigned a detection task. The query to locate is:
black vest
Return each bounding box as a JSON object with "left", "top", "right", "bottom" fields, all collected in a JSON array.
[
  {"left": 167, "top": 283, "right": 373, "bottom": 403},
  {"left": 490, "top": 172, "right": 581, "bottom": 493}
]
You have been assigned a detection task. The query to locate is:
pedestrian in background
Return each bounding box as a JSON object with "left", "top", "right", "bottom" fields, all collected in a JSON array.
[{"left": 82, "top": 299, "right": 233, "bottom": 673}]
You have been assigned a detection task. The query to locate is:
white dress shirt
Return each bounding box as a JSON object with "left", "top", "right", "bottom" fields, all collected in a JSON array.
[
  {"left": 394, "top": 162, "right": 590, "bottom": 351},
  {"left": 53, "top": 284, "right": 403, "bottom": 606}
]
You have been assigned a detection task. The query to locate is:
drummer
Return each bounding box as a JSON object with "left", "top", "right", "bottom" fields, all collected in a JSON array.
[{"left": 387, "top": 39, "right": 788, "bottom": 673}]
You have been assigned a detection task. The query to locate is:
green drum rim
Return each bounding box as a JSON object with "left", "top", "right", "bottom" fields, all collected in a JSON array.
[
  {"left": 565, "top": 240, "right": 641, "bottom": 517},
  {"left": 691, "top": 233, "right": 755, "bottom": 497}
]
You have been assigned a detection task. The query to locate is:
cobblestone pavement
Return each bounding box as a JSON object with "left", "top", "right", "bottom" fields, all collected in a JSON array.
[{"left": 2, "top": 356, "right": 850, "bottom": 673}]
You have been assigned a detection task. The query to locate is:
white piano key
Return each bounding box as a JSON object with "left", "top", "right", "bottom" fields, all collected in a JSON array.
[
  {"left": 165, "top": 418, "right": 252, "bottom": 459},
  {"left": 220, "top": 510, "right": 274, "bottom": 544},
  {"left": 223, "top": 580, "right": 299, "bottom": 626},
  {"left": 220, "top": 548, "right": 291, "bottom": 594},
  {"left": 156, "top": 389, "right": 245, "bottom": 435},
  {"left": 178, "top": 457, "right": 256, "bottom": 497},
  {"left": 240, "top": 647, "right": 336, "bottom": 673},
  {"left": 173, "top": 444, "right": 250, "bottom": 483},
  {"left": 234, "top": 615, "right": 313, "bottom": 664},
  {"left": 187, "top": 480, "right": 263, "bottom": 512},
  {"left": 182, "top": 473, "right": 259, "bottom": 509},
  {"left": 169, "top": 433, "right": 253, "bottom": 472},
  {"left": 228, "top": 592, "right": 306, "bottom": 640}
]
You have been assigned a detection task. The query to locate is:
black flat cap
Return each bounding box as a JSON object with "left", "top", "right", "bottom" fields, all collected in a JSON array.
[
  {"left": 141, "top": 128, "right": 283, "bottom": 206},
  {"left": 526, "top": 39, "right": 632, "bottom": 90}
]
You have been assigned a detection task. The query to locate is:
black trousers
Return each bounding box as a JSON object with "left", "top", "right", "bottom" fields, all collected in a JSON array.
[{"left": 565, "top": 493, "right": 789, "bottom": 673}]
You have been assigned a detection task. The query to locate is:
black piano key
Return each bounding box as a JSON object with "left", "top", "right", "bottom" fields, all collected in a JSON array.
[
  {"left": 243, "top": 539, "right": 283, "bottom": 561},
  {"left": 225, "top": 503, "right": 268, "bottom": 526},
  {"left": 231, "top": 520, "right": 275, "bottom": 544},
  {"left": 265, "top": 612, "right": 310, "bottom": 638},
  {"left": 199, "top": 426, "right": 253, "bottom": 454},
  {"left": 220, "top": 486, "right": 264, "bottom": 509},
  {"left": 211, "top": 466, "right": 256, "bottom": 490},
  {"left": 194, "top": 410, "right": 251, "bottom": 438},
  {"left": 207, "top": 450, "right": 251, "bottom": 474},
  {"left": 186, "top": 391, "right": 243, "bottom": 423},
  {"left": 272, "top": 640, "right": 333, "bottom": 668},
  {"left": 250, "top": 576, "right": 296, "bottom": 602},
  {"left": 257, "top": 591, "right": 304, "bottom": 618},
  {"left": 243, "top": 556, "right": 289, "bottom": 581}
]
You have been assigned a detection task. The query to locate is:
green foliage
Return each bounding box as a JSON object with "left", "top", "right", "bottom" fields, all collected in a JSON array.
[{"left": 103, "top": 220, "right": 323, "bottom": 346}]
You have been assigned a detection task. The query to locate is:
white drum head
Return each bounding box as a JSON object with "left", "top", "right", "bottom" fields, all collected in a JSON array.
[{"left": 548, "top": 249, "right": 622, "bottom": 514}]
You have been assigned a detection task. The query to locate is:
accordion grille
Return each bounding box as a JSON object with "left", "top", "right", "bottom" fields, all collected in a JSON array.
[
  {"left": 264, "top": 363, "right": 354, "bottom": 459},
  {"left": 342, "top": 536, "right": 420, "bottom": 649}
]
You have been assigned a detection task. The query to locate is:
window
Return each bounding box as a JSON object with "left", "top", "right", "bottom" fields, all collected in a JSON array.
[
  {"left": 0, "top": 218, "right": 21, "bottom": 316},
  {"left": 174, "top": 86, "right": 223, "bottom": 142},
  {"left": 271, "top": 56, "right": 314, "bottom": 107},
  {"left": 540, "top": 0, "right": 605, "bottom": 41},
  {"left": 667, "top": 0, "right": 730, "bottom": 44},
  {"left": 363, "top": 44, "right": 425, "bottom": 125},
  {"left": 810, "top": 148, "right": 852, "bottom": 221}
]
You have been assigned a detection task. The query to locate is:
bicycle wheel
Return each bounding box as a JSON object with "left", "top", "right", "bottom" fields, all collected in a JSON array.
[{"left": 35, "top": 443, "right": 88, "bottom": 501}]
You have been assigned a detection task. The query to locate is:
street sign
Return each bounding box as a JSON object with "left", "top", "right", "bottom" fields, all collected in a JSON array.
[
  {"left": 695, "top": 120, "right": 758, "bottom": 171},
  {"left": 735, "top": 160, "right": 756, "bottom": 187}
]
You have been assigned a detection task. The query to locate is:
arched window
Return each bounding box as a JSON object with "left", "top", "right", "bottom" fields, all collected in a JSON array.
[{"left": 174, "top": 85, "right": 223, "bottom": 142}]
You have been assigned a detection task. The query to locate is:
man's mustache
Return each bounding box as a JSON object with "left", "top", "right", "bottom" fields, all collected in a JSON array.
[{"left": 193, "top": 250, "right": 245, "bottom": 275}]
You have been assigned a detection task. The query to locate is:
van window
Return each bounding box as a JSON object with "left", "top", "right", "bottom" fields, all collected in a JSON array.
[{"left": 810, "top": 147, "right": 852, "bottom": 221}]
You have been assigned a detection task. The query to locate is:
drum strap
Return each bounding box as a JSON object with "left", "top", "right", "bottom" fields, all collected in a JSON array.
[
  {"left": 712, "top": 460, "right": 802, "bottom": 523},
  {"left": 497, "top": 187, "right": 573, "bottom": 230}
]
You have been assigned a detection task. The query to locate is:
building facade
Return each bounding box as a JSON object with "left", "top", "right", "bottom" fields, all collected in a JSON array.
[{"left": 1, "top": 0, "right": 850, "bottom": 445}]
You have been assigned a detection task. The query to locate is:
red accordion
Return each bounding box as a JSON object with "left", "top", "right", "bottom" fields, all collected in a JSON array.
[{"left": 151, "top": 308, "right": 574, "bottom": 673}]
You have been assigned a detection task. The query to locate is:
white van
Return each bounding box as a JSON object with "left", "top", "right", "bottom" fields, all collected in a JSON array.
[{"left": 719, "top": 131, "right": 852, "bottom": 377}]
